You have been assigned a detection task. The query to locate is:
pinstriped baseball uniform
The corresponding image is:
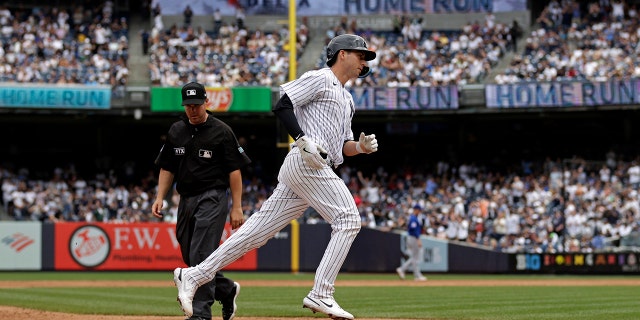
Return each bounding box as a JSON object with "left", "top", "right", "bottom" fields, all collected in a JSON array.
[{"left": 191, "top": 67, "right": 361, "bottom": 300}]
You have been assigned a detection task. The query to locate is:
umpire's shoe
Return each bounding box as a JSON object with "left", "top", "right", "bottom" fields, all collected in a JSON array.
[
  {"left": 173, "top": 268, "right": 197, "bottom": 317},
  {"left": 221, "top": 281, "right": 241, "bottom": 320},
  {"left": 303, "top": 296, "right": 354, "bottom": 320}
]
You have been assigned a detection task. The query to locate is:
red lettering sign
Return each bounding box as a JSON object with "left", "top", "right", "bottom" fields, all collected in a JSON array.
[{"left": 53, "top": 223, "right": 256, "bottom": 271}]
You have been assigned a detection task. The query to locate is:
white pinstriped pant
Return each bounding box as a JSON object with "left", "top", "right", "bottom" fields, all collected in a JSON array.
[{"left": 193, "top": 147, "right": 361, "bottom": 299}]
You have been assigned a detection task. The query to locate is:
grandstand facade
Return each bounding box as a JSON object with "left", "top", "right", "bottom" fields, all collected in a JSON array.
[{"left": 2, "top": 0, "right": 639, "bottom": 177}]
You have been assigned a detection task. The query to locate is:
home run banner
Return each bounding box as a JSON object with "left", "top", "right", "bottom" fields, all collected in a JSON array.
[
  {"left": 0, "top": 84, "right": 111, "bottom": 109},
  {"left": 486, "top": 80, "right": 640, "bottom": 108},
  {"left": 350, "top": 86, "right": 459, "bottom": 110},
  {"left": 152, "top": 0, "right": 526, "bottom": 15}
]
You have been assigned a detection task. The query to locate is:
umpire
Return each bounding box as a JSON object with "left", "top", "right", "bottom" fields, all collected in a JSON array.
[{"left": 152, "top": 82, "right": 251, "bottom": 320}]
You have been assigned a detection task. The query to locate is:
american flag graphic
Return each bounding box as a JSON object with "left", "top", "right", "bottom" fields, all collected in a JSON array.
[{"left": 1, "top": 232, "right": 35, "bottom": 253}]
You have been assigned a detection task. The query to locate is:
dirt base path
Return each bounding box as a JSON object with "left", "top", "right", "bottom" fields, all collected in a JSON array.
[{"left": 2, "top": 278, "right": 637, "bottom": 320}]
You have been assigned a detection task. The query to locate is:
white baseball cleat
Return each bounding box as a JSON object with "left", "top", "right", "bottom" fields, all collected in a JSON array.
[
  {"left": 415, "top": 275, "right": 427, "bottom": 281},
  {"left": 303, "top": 296, "right": 354, "bottom": 320},
  {"left": 173, "top": 267, "right": 197, "bottom": 317},
  {"left": 395, "top": 267, "right": 405, "bottom": 280}
]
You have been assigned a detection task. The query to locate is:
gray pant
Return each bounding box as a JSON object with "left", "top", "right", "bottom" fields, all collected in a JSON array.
[
  {"left": 398, "top": 236, "right": 424, "bottom": 277},
  {"left": 177, "top": 188, "right": 235, "bottom": 319}
]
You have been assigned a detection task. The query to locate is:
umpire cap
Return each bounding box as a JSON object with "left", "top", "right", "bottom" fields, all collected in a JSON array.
[
  {"left": 326, "top": 34, "right": 376, "bottom": 77},
  {"left": 181, "top": 82, "right": 207, "bottom": 105}
]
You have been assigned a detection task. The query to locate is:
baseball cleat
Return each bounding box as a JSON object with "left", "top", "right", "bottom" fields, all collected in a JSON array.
[
  {"left": 173, "top": 268, "right": 197, "bottom": 317},
  {"left": 221, "top": 281, "right": 241, "bottom": 320},
  {"left": 303, "top": 296, "right": 354, "bottom": 320},
  {"left": 395, "top": 267, "right": 405, "bottom": 280}
]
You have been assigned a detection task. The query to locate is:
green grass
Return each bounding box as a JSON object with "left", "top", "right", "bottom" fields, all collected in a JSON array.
[{"left": 0, "top": 272, "right": 639, "bottom": 319}]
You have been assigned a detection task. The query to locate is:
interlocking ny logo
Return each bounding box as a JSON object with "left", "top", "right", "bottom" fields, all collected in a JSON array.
[{"left": 186, "top": 89, "right": 197, "bottom": 96}]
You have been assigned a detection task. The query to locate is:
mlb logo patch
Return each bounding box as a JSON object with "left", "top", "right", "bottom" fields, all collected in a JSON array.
[
  {"left": 186, "top": 89, "right": 197, "bottom": 96},
  {"left": 199, "top": 149, "right": 212, "bottom": 158}
]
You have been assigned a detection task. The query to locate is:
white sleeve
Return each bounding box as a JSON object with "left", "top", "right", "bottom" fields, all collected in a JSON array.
[{"left": 280, "top": 72, "right": 325, "bottom": 108}]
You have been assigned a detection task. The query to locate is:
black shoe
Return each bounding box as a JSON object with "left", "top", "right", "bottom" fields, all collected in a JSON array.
[{"left": 221, "top": 281, "right": 241, "bottom": 320}]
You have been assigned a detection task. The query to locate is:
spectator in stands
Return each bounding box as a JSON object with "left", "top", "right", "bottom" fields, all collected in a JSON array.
[
  {"left": 611, "top": 0, "right": 626, "bottom": 21},
  {"left": 152, "top": 2, "right": 161, "bottom": 17},
  {"left": 153, "top": 8, "right": 164, "bottom": 32},
  {"left": 508, "top": 20, "right": 522, "bottom": 52},
  {"left": 140, "top": 29, "right": 149, "bottom": 55},
  {"left": 235, "top": 7, "right": 245, "bottom": 30},
  {"left": 183, "top": 5, "right": 193, "bottom": 26},
  {"left": 213, "top": 8, "right": 222, "bottom": 36}
]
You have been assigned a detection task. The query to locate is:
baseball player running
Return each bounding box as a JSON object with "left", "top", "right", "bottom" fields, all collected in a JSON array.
[
  {"left": 171, "top": 34, "right": 378, "bottom": 320},
  {"left": 396, "top": 204, "right": 427, "bottom": 281}
]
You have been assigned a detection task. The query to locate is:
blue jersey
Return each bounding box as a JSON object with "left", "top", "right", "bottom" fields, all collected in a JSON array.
[{"left": 407, "top": 214, "right": 422, "bottom": 238}]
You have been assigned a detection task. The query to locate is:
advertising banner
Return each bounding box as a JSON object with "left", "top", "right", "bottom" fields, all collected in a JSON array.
[
  {"left": 350, "top": 85, "right": 459, "bottom": 110},
  {"left": 399, "top": 234, "right": 448, "bottom": 272},
  {"left": 151, "top": 0, "right": 526, "bottom": 15},
  {"left": 0, "top": 221, "right": 41, "bottom": 270},
  {"left": 151, "top": 86, "right": 271, "bottom": 112},
  {"left": 513, "top": 252, "right": 640, "bottom": 274},
  {"left": 486, "top": 80, "right": 640, "bottom": 108},
  {"left": 0, "top": 84, "right": 111, "bottom": 109},
  {"left": 53, "top": 222, "right": 257, "bottom": 271}
]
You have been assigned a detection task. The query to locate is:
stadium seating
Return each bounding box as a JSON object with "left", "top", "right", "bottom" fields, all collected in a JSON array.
[
  {"left": 316, "top": 15, "right": 515, "bottom": 87},
  {"left": 147, "top": 14, "right": 309, "bottom": 87},
  {"left": 494, "top": 1, "right": 640, "bottom": 83},
  {"left": 0, "top": 4, "right": 129, "bottom": 96}
]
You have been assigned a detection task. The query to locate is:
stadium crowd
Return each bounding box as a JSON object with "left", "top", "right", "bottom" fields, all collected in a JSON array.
[
  {"left": 317, "top": 13, "right": 520, "bottom": 87},
  {"left": 304, "top": 1, "right": 640, "bottom": 87},
  {"left": 0, "top": 2, "right": 130, "bottom": 96},
  {"left": 494, "top": 0, "right": 640, "bottom": 83},
  {"left": 2, "top": 150, "right": 639, "bottom": 254},
  {"left": 4, "top": 0, "right": 630, "bottom": 92},
  {"left": 147, "top": 4, "right": 309, "bottom": 87}
]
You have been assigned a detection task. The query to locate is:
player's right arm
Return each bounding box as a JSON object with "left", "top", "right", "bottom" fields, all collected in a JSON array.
[
  {"left": 273, "top": 93, "right": 327, "bottom": 169},
  {"left": 152, "top": 168, "right": 174, "bottom": 218},
  {"left": 272, "top": 94, "right": 304, "bottom": 140}
]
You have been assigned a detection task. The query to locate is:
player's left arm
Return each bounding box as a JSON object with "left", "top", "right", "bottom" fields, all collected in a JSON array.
[
  {"left": 228, "top": 169, "right": 245, "bottom": 229},
  {"left": 343, "top": 132, "right": 378, "bottom": 156}
]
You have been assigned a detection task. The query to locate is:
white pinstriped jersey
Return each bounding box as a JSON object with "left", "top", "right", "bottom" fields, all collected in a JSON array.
[
  {"left": 189, "top": 68, "right": 363, "bottom": 304},
  {"left": 280, "top": 68, "right": 355, "bottom": 166}
]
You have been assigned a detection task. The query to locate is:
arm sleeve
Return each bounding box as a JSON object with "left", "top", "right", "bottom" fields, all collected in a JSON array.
[{"left": 272, "top": 93, "right": 304, "bottom": 140}]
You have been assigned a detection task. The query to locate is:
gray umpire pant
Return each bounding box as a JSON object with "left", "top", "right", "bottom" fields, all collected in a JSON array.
[{"left": 176, "top": 188, "right": 235, "bottom": 319}]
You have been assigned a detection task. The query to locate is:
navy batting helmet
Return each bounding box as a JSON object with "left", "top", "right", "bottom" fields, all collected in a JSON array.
[{"left": 326, "top": 34, "right": 376, "bottom": 78}]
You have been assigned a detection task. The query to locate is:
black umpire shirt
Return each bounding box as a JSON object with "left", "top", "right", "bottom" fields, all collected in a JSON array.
[{"left": 157, "top": 113, "right": 251, "bottom": 197}]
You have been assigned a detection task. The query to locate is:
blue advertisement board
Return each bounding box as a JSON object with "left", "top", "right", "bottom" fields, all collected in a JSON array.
[
  {"left": 350, "top": 86, "right": 459, "bottom": 110},
  {"left": 152, "top": 0, "right": 526, "bottom": 15},
  {"left": 0, "top": 84, "right": 111, "bottom": 109},
  {"left": 486, "top": 80, "right": 640, "bottom": 108}
]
